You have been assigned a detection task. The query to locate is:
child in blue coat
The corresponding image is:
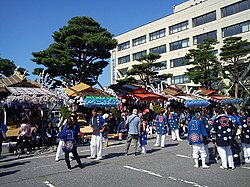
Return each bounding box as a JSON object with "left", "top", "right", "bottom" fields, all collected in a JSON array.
[{"left": 188, "top": 113, "right": 210, "bottom": 169}]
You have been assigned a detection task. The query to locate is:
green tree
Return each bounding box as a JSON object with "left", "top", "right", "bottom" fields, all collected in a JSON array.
[
  {"left": 116, "top": 76, "right": 137, "bottom": 85},
  {"left": 32, "top": 16, "right": 117, "bottom": 86},
  {"left": 0, "top": 57, "right": 16, "bottom": 77},
  {"left": 185, "top": 38, "right": 221, "bottom": 90},
  {"left": 120, "top": 53, "right": 172, "bottom": 88},
  {"left": 0, "top": 57, "right": 28, "bottom": 77},
  {"left": 220, "top": 36, "right": 250, "bottom": 98}
]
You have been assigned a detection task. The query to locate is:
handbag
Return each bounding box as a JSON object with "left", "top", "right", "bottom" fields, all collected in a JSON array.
[{"left": 62, "top": 140, "right": 74, "bottom": 152}]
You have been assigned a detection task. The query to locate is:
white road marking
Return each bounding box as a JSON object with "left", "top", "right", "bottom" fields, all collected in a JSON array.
[
  {"left": 168, "top": 176, "right": 208, "bottom": 187},
  {"left": 242, "top": 166, "right": 250, "bottom": 170},
  {"left": 123, "top": 165, "right": 208, "bottom": 187},
  {"left": 123, "top": 165, "right": 164, "bottom": 178},
  {"left": 176, "top": 154, "right": 192, "bottom": 159},
  {"left": 44, "top": 181, "right": 56, "bottom": 187}
]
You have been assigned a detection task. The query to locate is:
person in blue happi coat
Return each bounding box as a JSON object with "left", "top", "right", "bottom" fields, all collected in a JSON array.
[
  {"left": 0, "top": 116, "right": 8, "bottom": 157},
  {"left": 211, "top": 107, "right": 235, "bottom": 169},
  {"left": 188, "top": 112, "right": 210, "bottom": 168},
  {"left": 168, "top": 109, "right": 182, "bottom": 141},
  {"left": 240, "top": 108, "right": 250, "bottom": 163},
  {"left": 59, "top": 117, "right": 83, "bottom": 169},
  {"left": 154, "top": 108, "right": 167, "bottom": 148}
]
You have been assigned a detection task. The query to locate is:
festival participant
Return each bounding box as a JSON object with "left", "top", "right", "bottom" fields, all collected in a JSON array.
[
  {"left": 200, "top": 109, "right": 212, "bottom": 165},
  {"left": 44, "top": 122, "right": 56, "bottom": 147},
  {"left": 240, "top": 108, "right": 250, "bottom": 163},
  {"left": 140, "top": 115, "right": 148, "bottom": 154},
  {"left": 188, "top": 113, "right": 210, "bottom": 168},
  {"left": 226, "top": 107, "right": 243, "bottom": 165},
  {"left": 55, "top": 114, "right": 80, "bottom": 162},
  {"left": 117, "top": 112, "right": 127, "bottom": 141},
  {"left": 124, "top": 109, "right": 141, "bottom": 156},
  {"left": 59, "top": 117, "right": 83, "bottom": 169},
  {"left": 102, "top": 111, "right": 109, "bottom": 147},
  {"left": 211, "top": 107, "right": 235, "bottom": 169},
  {"left": 168, "top": 109, "right": 182, "bottom": 141},
  {"left": 15, "top": 117, "right": 32, "bottom": 156},
  {"left": 87, "top": 109, "right": 105, "bottom": 160},
  {"left": 154, "top": 108, "right": 167, "bottom": 148},
  {"left": 0, "top": 116, "right": 8, "bottom": 157}
]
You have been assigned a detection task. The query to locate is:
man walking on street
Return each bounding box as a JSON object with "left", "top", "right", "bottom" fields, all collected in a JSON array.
[{"left": 125, "top": 109, "right": 141, "bottom": 156}]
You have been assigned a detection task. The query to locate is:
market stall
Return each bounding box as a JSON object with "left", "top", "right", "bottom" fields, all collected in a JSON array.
[
  {"left": 197, "top": 88, "right": 243, "bottom": 105},
  {"left": 0, "top": 72, "right": 61, "bottom": 138},
  {"left": 162, "top": 85, "right": 211, "bottom": 108},
  {"left": 64, "top": 82, "right": 120, "bottom": 108}
]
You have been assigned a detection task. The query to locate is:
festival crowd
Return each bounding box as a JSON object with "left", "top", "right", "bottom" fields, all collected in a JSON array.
[{"left": 0, "top": 105, "right": 250, "bottom": 170}]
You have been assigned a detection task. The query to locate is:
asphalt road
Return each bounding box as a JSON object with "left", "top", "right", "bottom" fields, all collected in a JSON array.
[{"left": 0, "top": 136, "right": 250, "bottom": 187}]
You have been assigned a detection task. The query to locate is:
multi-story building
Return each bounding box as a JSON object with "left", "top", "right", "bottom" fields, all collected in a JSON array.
[{"left": 110, "top": 0, "right": 250, "bottom": 86}]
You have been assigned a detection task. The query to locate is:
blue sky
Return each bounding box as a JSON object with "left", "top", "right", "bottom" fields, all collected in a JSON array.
[{"left": 0, "top": 0, "right": 186, "bottom": 86}]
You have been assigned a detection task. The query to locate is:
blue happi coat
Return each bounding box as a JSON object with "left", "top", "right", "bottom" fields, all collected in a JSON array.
[
  {"left": 155, "top": 114, "right": 167, "bottom": 135},
  {"left": 211, "top": 114, "right": 235, "bottom": 146},
  {"left": 188, "top": 117, "right": 207, "bottom": 145},
  {"left": 168, "top": 112, "right": 179, "bottom": 130},
  {"left": 240, "top": 115, "right": 250, "bottom": 144}
]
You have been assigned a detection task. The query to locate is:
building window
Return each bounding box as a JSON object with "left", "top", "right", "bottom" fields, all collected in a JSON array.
[
  {"left": 172, "top": 75, "right": 191, "bottom": 84},
  {"left": 118, "top": 55, "right": 130, "bottom": 64},
  {"left": 193, "top": 11, "right": 216, "bottom": 27},
  {"left": 118, "top": 41, "right": 130, "bottom": 51},
  {"left": 149, "top": 45, "right": 167, "bottom": 54},
  {"left": 169, "top": 21, "right": 189, "bottom": 34},
  {"left": 170, "top": 57, "right": 188, "bottom": 68},
  {"left": 221, "top": 0, "right": 250, "bottom": 18},
  {"left": 132, "top": 35, "right": 146, "bottom": 46},
  {"left": 149, "top": 29, "right": 166, "bottom": 41},
  {"left": 222, "top": 20, "right": 250, "bottom": 38},
  {"left": 132, "top": 50, "right": 147, "bottom": 61},
  {"left": 193, "top": 30, "right": 217, "bottom": 45},
  {"left": 153, "top": 61, "right": 167, "bottom": 71},
  {"left": 170, "top": 38, "right": 189, "bottom": 51},
  {"left": 118, "top": 68, "right": 128, "bottom": 77}
]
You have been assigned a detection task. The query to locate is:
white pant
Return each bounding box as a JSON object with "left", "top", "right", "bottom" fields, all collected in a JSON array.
[
  {"left": 204, "top": 144, "right": 210, "bottom": 163},
  {"left": 90, "top": 134, "right": 103, "bottom": 158},
  {"left": 242, "top": 143, "right": 250, "bottom": 159},
  {"left": 55, "top": 140, "right": 73, "bottom": 160},
  {"left": 171, "top": 129, "right": 180, "bottom": 140},
  {"left": 155, "top": 134, "right": 166, "bottom": 147},
  {"left": 141, "top": 145, "right": 147, "bottom": 154},
  {"left": 192, "top": 144, "right": 207, "bottom": 159},
  {"left": 217, "top": 146, "right": 234, "bottom": 168}
]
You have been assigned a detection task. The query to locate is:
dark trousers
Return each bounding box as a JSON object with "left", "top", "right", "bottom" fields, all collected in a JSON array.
[
  {"left": 16, "top": 136, "right": 32, "bottom": 152},
  {"left": 65, "top": 147, "right": 82, "bottom": 168},
  {"left": 125, "top": 134, "right": 138, "bottom": 154},
  {"left": 0, "top": 133, "right": 3, "bottom": 155}
]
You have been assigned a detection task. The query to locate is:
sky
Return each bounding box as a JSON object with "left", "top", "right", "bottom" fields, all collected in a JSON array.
[{"left": 0, "top": 0, "right": 186, "bottom": 87}]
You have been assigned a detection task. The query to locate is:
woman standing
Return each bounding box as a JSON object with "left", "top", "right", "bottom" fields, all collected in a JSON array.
[{"left": 59, "top": 117, "right": 83, "bottom": 169}]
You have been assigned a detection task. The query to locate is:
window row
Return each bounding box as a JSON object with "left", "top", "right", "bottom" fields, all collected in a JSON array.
[
  {"left": 118, "top": 41, "right": 130, "bottom": 51},
  {"left": 221, "top": 0, "right": 250, "bottom": 18},
  {"left": 132, "top": 35, "right": 146, "bottom": 47},
  {"left": 169, "top": 21, "right": 189, "bottom": 35},
  {"left": 192, "top": 11, "right": 216, "bottom": 27},
  {"left": 222, "top": 20, "right": 250, "bottom": 38},
  {"left": 193, "top": 30, "right": 217, "bottom": 45},
  {"left": 149, "top": 29, "right": 166, "bottom": 41},
  {"left": 152, "top": 61, "right": 167, "bottom": 71},
  {"left": 170, "top": 38, "right": 189, "bottom": 51},
  {"left": 172, "top": 75, "right": 191, "bottom": 84},
  {"left": 118, "top": 55, "right": 130, "bottom": 65}
]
